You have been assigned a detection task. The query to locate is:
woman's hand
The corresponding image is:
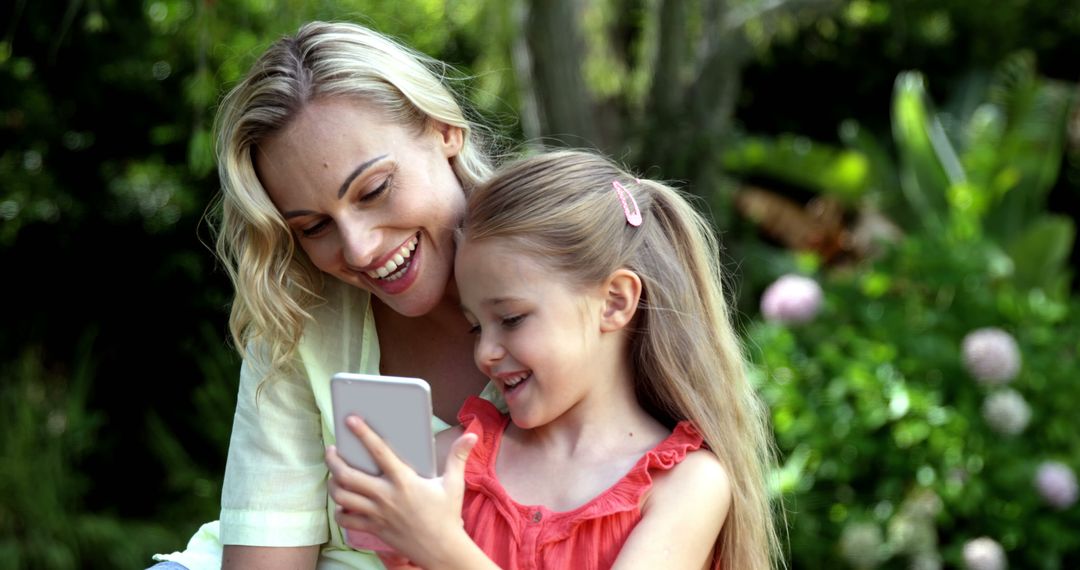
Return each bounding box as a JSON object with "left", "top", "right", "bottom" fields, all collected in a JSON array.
[{"left": 325, "top": 415, "right": 481, "bottom": 568}]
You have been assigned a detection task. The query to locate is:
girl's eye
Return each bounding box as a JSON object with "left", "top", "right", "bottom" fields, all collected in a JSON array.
[
  {"left": 467, "top": 324, "right": 481, "bottom": 335},
  {"left": 300, "top": 219, "right": 330, "bottom": 237},
  {"left": 501, "top": 314, "right": 525, "bottom": 329},
  {"left": 360, "top": 175, "right": 392, "bottom": 203}
]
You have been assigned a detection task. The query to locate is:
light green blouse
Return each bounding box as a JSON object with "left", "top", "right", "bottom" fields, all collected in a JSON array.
[{"left": 153, "top": 280, "right": 498, "bottom": 569}]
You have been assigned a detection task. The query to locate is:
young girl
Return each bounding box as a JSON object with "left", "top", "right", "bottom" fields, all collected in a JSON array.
[{"left": 326, "top": 150, "right": 782, "bottom": 569}]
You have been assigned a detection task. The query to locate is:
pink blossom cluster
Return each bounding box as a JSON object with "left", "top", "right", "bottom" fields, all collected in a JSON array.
[
  {"left": 980, "top": 389, "right": 1031, "bottom": 436},
  {"left": 962, "top": 536, "right": 1006, "bottom": 570},
  {"left": 961, "top": 328, "right": 1021, "bottom": 386},
  {"left": 1034, "top": 461, "right": 1078, "bottom": 510},
  {"left": 760, "top": 274, "right": 823, "bottom": 324}
]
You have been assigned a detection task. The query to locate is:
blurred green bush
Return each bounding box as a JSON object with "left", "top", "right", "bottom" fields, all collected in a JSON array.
[{"left": 734, "top": 56, "right": 1079, "bottom": 568}]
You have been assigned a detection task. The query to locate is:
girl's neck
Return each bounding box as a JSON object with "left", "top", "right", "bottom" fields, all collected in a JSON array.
[{"left": 494, "top": 357, "right": 671, "bottom": 513}]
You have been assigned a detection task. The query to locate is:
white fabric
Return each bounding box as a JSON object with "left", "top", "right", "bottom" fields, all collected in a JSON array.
[
  {"left": 156, "top": 282, "right": 417, "bottom": 569},
  {"left": 153, "top": 280, "right": 499, "bottom": 569}
]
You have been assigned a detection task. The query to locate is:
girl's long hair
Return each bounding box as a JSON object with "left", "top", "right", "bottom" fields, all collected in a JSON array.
[
  {"left": 210, "top": 21, "right": 494, "bottom": 376},
  {"left": 462, "top": 150, "right": 782, "bottom": 569}
]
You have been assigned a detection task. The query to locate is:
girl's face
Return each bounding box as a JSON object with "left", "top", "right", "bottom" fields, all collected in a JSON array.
[
  {"left": 256, "top": 97, "right": 465, "bottom": 317},
  {"left": 456, "top": 237, "right": 611, "bottom": 429}
]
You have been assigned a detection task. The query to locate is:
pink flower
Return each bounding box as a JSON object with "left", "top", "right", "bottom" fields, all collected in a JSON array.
[
  {"left": 980, "top": 389, "right": 1031, "bottom": 435},
  {"left": 962, "top": 537, "right": 1006, "bottom": 570},
  {"left": 1034, "top": 462, "right": 1078, "bottom": 510},
  {"left": 961, "top": 328, "right": 1021, "bottom": 386},
  {"left": 760, "top": 274, "right": 823, "bottom": 324}
]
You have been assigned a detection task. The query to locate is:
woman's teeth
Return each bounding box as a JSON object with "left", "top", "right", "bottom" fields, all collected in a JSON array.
[{"left": 367, "top": 235, "right": 418, "bottom": 281}]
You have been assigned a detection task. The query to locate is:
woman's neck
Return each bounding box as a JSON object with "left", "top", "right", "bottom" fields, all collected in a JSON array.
[{"left": 371, "top": 288, "right": 487, "bottom": 421}]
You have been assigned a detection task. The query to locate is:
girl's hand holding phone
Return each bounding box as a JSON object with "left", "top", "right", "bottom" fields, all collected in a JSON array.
[
  {"left": 376, "top": 551, "right": 423, "bottom": 570},
  {"left": 325, "top": 415, "right": 480, "bottom": 568}
]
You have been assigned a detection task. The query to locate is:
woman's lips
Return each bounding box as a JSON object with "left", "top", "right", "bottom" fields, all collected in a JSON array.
[{"left": 365, "top": 233, "right": 422, "bottom": 295}]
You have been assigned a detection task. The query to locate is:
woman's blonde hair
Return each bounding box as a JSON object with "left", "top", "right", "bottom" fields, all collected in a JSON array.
[
  {"left": 461, "top": 150, "right": 782, "bottom": 570},
  {"left": 211, "top": 21, "right": 493, "bottom": 374}
]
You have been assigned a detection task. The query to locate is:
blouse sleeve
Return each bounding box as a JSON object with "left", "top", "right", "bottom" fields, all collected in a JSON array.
[{"left": 218, "top": 343, "right": 330, "bottom": 546}]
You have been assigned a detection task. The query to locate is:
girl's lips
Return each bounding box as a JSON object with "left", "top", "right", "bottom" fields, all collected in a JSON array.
[
  {"left": 501, "top": 373, "right": 531, "bottom": 401},
  {"left": 366, "top": 234, "right": 422, "bottom": 295}
]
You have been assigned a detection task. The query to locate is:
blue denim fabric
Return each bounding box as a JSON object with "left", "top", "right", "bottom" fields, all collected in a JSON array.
[{"left": 146, "top": 562, "right": 189, "bottom": 570}]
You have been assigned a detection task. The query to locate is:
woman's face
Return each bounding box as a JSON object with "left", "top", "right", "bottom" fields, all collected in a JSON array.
[{"left": 255, "top": 97, "right": 465, "bottom": 317}]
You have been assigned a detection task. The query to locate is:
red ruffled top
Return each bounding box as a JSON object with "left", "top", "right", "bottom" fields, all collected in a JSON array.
[{"left": 457, "top": 396, "right": 704, "bottom": 570}]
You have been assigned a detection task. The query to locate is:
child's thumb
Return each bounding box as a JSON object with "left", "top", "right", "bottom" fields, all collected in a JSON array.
[{"left": 442, "top": 432, "right": 478, "bottom": 497}]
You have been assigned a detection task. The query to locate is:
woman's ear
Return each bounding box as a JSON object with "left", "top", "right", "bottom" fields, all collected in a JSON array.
[
  {"left": 430, "top": 120, "right": 464, "bottom": 159},
  {"left": 599, "top": 269, "right": 642, "bottom": 333}
]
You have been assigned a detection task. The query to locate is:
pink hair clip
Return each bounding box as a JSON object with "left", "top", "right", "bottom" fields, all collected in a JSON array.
[{"left": 612, "top": 180, "right": 642, "bottom": 227}]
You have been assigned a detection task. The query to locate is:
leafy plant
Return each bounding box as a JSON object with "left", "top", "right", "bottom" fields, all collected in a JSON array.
[
  {"left": 751, "top": 234, "right": 1080, "bottom": 568},
  {"left": 0, "top": 335, "right": 179, "bottom": 569},
  {"left": 725, "top": 52, "right": 1077, "bottom": 298},
  {"left": 729, "top": 55, "right": 1080, "bottom": 568}
]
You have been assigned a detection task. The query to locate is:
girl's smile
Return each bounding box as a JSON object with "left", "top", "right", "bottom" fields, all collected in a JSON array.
[{"left": 456, "top": 237, "right": 614, "bottom": 430}]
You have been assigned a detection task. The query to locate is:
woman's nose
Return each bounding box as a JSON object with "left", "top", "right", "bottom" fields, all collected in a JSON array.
[{"left": 338, "top": 218, "right": 382, "bottom": 269}]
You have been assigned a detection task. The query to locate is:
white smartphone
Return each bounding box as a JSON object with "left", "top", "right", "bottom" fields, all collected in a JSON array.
[{"left": 330, "top": 372, "right": 437, "bottom": 478}]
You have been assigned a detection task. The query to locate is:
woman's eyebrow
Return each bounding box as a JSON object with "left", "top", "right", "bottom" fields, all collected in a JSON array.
[{"left": 338, "top": 154, "right": 389, "bottom": 198}]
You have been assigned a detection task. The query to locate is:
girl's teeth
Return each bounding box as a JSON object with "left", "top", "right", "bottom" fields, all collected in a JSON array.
[{"left": 504, "top": 374, "right": 528, "bottom": 387}]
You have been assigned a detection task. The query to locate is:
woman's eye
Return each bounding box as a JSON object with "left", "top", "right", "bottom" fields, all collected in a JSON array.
[
  {"left": 502, "top": 314, "right": 525, "bottom": 328},
  {"left": 467, "top": 323, "right": 481, "bottom": 335},
  {"left": 300, "top": 219, "right": 330, "bottom": 237},
  {"left": 360, "top": 175, "right": 392, "bottom": 202}
]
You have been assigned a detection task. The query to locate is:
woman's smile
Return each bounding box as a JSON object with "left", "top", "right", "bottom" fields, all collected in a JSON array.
[{"left": 359, "top": 232, "right": 423, "bottom": 295}]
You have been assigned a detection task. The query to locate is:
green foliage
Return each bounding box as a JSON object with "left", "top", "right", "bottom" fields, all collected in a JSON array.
[
  {"left": 146, "top": 323, "right": 240, "bottom": 527},
  {"left": 750, "top": 233, "right": 1080, "bottom": 568},
  {"left": 729, "top": 54, "right": 1080, "bottom": 569},
  {"left": 726, "top": 55, "right": 1077, "bottom": 297},
  {"left": 0, "top": 335, "right": 179, "bottom": 569},
  {"left": 722, "top": 134, "right": 872, "bottom": 203}
]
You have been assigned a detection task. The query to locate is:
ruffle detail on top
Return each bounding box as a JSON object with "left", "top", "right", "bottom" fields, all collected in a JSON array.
[{"left": 456, "top": 396, "right": 705, "bottom": 546}]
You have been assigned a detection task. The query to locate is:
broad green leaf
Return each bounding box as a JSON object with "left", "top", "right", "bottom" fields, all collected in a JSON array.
[
  {"left": 721, "top": 135, "right": 870, "bottom": 203},
  {"left": 839, "top": 119, "right": 912, "bottom": 227},
  {"left": 1005, "top": 214, "right": 1076, "bottom": 295},
  {"left": 979, "top": 54, "right": 1075, "bottom": 243},
  {"left": 891, "top": 71, "right": 965, "bottom": 232}
]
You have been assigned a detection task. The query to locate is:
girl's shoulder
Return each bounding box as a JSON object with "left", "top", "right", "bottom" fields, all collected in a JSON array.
[{"left": 646, "top": 444, "right": 731, "bottom": 515}]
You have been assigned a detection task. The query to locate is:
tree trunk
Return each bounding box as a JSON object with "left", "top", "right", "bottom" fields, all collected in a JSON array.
[{"left": 524, "top": 0, "right": 604, "bottom": 149}]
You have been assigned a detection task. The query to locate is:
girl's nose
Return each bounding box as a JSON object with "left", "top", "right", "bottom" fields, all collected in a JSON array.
[{"left": 475, "top": 333, "right": 506, "bottom": 371}]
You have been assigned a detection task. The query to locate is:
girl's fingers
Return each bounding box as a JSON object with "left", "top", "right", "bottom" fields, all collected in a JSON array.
[
  {"left": 325, "top": 445, "right": 381, "bottom": 494},
  {"left": 327, "top": 476, "right": 382, "bottom": 514},
  {"left": 347, "top": 415, "right": 409, "bottom": 480},
  {"left": 441, "top": 432, "right": 478, "bottom": 499},
  {"left": 377, "top": 552, "right": 423, "bottom": 570},
  {"left": 335, "top": 506, "right": 375, "bottom": 532}
]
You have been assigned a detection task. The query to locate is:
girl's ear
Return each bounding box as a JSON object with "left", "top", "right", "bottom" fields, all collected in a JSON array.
[{"left": 599, "top": 269, "right": 642, "bottom": 333}]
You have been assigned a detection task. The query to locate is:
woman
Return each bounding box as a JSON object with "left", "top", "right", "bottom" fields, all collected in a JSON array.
[{"left": 151, "top": 20, "right": 499, "bottom": 569}]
